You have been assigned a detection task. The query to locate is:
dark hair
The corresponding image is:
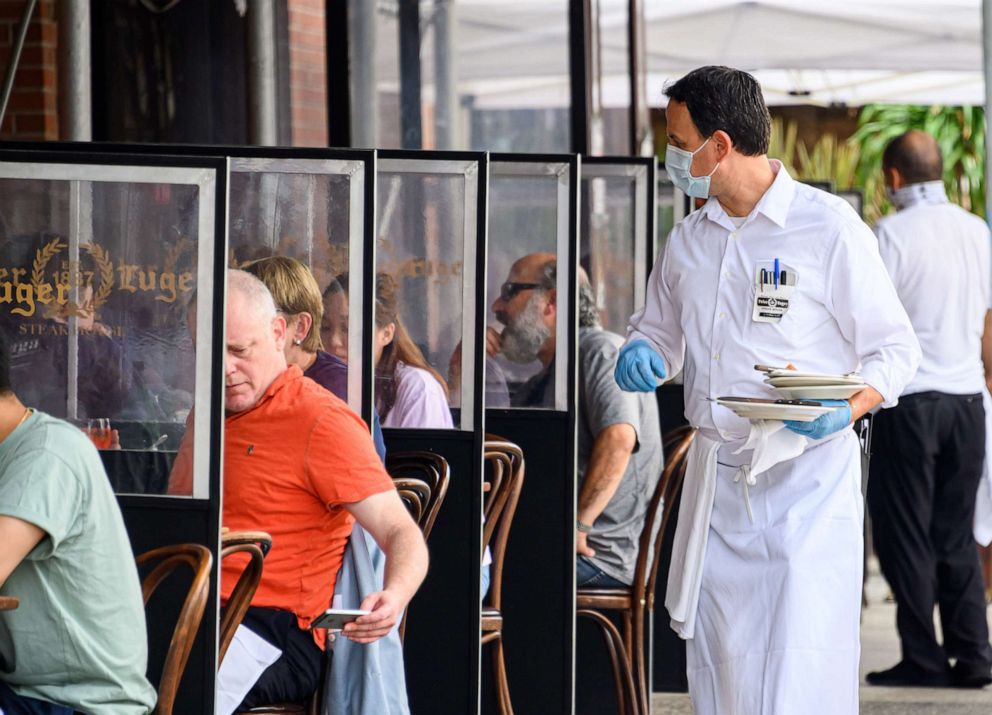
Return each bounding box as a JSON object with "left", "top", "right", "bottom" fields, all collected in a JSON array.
[
  {"left": 664, "top": 66, "right": 771, "bottom": 156},
  {"left": 0, "top": 327, "right": 10, "bottom": 395},
  {"left": 374, "top": 273, "right": 448, "bottom": 420},
  {"left": 324, "top": 272, "right": 348, "bottom": 299},
  {"left": 882, "top": 131, "right": 944, "bottom": 184}
]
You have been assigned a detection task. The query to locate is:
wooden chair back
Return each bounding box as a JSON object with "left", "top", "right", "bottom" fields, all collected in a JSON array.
[
  {"left": 136, "top": 543, "right": 212, "bottom": 715},
  {"left": 483, "top": 435, "right": 525, "bottom": 612},
  {"left": 393, "top": 477, "right": 432, "bottom": 526},
  {"left": 643, "top": 426, "right": 695, "bottom": 610},
  {"left": 385, "top": 451, "right": 450, "bottom": 541},
  {"left": 218, "top": 535, "right": 271, "bottom": 665}
]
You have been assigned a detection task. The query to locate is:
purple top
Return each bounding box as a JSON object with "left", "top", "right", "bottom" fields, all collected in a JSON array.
[{"left": 304, "top": 350, "right": 349, "bottom": 401}]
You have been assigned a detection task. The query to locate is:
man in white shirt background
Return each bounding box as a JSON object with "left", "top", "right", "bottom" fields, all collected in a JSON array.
[
  {"left": 614, "top": 65, "right": 920, "bottom": 714},
  {"left": 868, "top": 130, "right": 992, "bottom": 688}
]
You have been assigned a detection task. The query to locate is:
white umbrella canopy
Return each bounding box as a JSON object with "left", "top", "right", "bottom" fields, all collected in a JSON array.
[
  {"left": 370, "top": 0, "right": 984, "bottom": 108},
  {"left": 641, "top": 0, "right": 985, "bottom": 106}
]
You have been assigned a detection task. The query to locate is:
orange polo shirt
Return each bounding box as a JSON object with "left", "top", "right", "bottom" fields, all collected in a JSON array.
[{"left": 220, "top": 366, "right": 394, "bottom": 649}]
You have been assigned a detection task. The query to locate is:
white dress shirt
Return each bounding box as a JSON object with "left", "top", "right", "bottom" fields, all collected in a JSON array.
[
  {"left": 876, "top": 183, "right": 992, "bottom": 395},
  {"left": 628, "top": 161, "right": 921, "bottom": 443}
]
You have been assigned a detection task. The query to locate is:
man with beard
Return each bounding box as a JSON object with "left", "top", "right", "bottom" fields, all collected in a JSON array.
[{"left": 488, "top": 252, "right": 558, "bottom": 408}]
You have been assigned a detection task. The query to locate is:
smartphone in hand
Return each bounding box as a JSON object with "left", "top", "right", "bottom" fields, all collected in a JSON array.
[{"left": 309, "top": 608, "right": 370, "bottom": 631}]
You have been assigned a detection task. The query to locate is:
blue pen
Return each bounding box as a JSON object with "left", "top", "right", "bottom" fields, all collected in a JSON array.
[{"left": 774, "top": 258, "right": 780, "bottom": 290}]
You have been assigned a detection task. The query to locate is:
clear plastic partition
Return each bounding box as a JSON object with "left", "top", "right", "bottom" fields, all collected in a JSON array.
[
  {"left": 579, "top": 159, "right": 655, "bottom": 336},
  {"left": 487, "top": 157, "right": 575, "bottom": 411},
  {"left": 228, "top": 157, "right": 369, "bottom": 416},
  {"left": 0, "top": 157, "right": 222, "bottom": 498},
  {"left": 655, "top": 172, "right": 681, "bottom": 266},
  {"left": 375, "top": 155, "right": 483, "bottom": 430}
]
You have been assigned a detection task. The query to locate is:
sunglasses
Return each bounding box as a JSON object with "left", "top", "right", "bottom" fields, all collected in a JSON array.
[{"left": 498, "top": 281, "right": 545, "bottom": 302}]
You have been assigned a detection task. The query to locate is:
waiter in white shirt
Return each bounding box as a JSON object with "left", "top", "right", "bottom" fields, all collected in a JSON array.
[
  {"left": 867, "top": 130, "right": 992, "bottom": 689},
  {"left": 614, "top": 66, "right": 921, "bottom": 714}
]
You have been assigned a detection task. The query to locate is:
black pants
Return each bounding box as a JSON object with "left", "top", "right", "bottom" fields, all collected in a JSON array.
[
  {"left": 235, "top": 607, "right": 327, "bottom": 709},
  {"left": 868, "top": 391, "right": 992, "bottom": 673}
]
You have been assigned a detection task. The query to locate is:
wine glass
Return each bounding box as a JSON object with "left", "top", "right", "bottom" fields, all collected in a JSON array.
[{"left": 86, "top": 418, "right": 113, "bottom": 449}]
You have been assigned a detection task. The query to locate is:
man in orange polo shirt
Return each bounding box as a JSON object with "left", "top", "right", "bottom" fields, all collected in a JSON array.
[{"left": 219, "top": 270, "right": 428, "bottom": 708}]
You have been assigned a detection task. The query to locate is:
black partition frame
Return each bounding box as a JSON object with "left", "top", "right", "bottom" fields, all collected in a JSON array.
[
  {"left": 0, "top": 148, "right": 229, "bottom": 713},
  {"left": 375, "top": 149, "right": 488, "bottom": 715},
  {"left": 574, "top": 155, "right": 658, "bottom": 713},
  {"left": 485, "top": 153, "right": 580, "bottom": 715},
  {"left": 0, "top": 141, "right": 379, "bottom": 426}
]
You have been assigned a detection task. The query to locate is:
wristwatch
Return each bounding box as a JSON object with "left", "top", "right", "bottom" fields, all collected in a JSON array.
[{"left": 576, "top": 520, "right": 593, "bottom": 534}]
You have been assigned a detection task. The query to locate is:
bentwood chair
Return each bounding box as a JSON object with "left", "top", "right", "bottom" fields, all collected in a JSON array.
[
  {"left": 576, "top": 425, "right": 695, "bottom": 715},
  {"left": 393, "top": 477, "right": 432, "bottom": 528},
  {"left": 385, "top": 450, "right": 450, "bottom": 541},
  {"left": 481, "top": 435, "right": 526, "bottom": 715},
  {"left": 136, "top": 543, "right": 212, "bottom": 715},
  {"left": 219, "top": 531, "right": 273, "bottom": 663}
]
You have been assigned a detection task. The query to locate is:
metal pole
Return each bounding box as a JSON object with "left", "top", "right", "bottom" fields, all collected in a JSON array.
[
  {"left": 0, "top": 0, "right": 37, "bottom": 128},
  {"left": 984, "top": 0, "right": 992, "bottom": 219},
  {"left": 58, "top": 0, "right": 91, "bottom": 140},
  {"left": 433, "top": 0, "right": 458, "bottom": 150},
  {"left": 347, "top": 0, "right": 377, "bottom": 147},
  {"left": 398, "top": 0, "right": 423, "bottom": 149},
  {"left": 569, "top": 0, "right": 592, "bottom": 154},
  {"left": 326, "top": 0, "right": 353, "bottom": 146},
  {"left": 247, "top": 0, "right": 278, "bottom": 145}
]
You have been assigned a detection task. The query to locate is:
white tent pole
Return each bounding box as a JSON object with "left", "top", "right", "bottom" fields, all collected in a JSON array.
[{"left": 984, "top": 0, "right": 992, "bottom": 220}]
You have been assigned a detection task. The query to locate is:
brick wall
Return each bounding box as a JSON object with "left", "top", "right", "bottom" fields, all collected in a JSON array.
[
  {"left": 0, "top": 0, "right": 57, "bottom": 139},
  {"left": 287, "top": 0, "right": 327, "bottom": 147}
]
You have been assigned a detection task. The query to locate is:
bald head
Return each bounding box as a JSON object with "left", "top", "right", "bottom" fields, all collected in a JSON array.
[
  {"left": 510, "top": 252, "right": 557, "bottom": 288},
  {"left": 883, "top": 130, "right": 943, "bottom": 186}
]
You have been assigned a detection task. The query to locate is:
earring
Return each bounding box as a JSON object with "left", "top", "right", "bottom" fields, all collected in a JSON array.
[{"left": 294, "top": 339, "right": 302, "bottom": 346}]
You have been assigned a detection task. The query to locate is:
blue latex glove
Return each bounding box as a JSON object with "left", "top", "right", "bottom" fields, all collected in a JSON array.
[
  {"left": 783, "top": 400, "right": 852, "bottom": 440},
  {"left": 614, "top": 339, "right": 667, "bottom": 392}
]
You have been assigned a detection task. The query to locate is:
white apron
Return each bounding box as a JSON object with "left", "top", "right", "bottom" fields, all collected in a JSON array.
[{"left": 680, "top": 431, "right": 863, "bottom": 715}]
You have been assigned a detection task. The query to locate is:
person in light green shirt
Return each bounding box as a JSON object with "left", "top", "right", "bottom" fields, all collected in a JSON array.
[{"left": 0, "top": 328, "right": 156, "bottom": 714}]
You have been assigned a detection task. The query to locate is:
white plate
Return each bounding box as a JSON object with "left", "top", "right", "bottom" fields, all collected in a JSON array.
[
  {"left": 715, "top": 397, "right": 840, "bottom": 422},
  {"left": 765, "top": 375, "right": 865, "bottom": 387},
  {"left": 765, "top": 370, "right": 861, "bottom": 384},
  {"left": 773, "top": 384, "right": 867, "bottom": 400}
]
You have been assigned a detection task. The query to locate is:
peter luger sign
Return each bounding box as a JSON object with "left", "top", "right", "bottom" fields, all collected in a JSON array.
[{"left": 0, "top": 236, "right": 194, "bottom": 318}]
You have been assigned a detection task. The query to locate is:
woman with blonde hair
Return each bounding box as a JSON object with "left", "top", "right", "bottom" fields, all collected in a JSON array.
[{"left": 242, "top": 256, "right": 386, "bottom": 458}]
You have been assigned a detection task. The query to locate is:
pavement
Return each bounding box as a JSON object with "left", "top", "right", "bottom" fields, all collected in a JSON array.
[{"left": 651, "top": 559, "right": 992, "bottom": 714}]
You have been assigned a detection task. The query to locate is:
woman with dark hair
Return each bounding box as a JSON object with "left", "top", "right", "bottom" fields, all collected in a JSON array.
[
  {"left": 373, "top": 273, "right": 453, "bottom": 429},
  {"left": 321, "top": 272, "right": 453, "bottom": 429}
]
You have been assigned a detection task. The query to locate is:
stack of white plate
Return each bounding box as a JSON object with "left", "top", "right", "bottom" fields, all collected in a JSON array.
[
  {"left": 714, "top": 396, "right": 838, "bottom": 422},
  {"left": 763, "top": 369, "right": 867, "bottom": 400}
]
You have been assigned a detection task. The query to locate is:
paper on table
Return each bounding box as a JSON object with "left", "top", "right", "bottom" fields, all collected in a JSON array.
[{"left": 216, "top": 625, "right": 282, "bottom": 715}]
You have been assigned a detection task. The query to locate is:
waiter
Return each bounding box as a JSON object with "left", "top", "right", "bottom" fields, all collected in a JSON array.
[
  {"left": 615, "top": 66, "right": 920, "bottom": 714},
  {"left": 867, "top": 130, "right": 992, "bottom": 688}
]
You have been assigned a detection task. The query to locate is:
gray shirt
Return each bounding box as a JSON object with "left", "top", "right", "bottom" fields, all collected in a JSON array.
[{"left": 578, "top": 328, "right": 664, "bottom": 585}]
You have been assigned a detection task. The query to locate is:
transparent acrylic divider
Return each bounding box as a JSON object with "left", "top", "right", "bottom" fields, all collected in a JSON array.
[{"left": 579, "top": 158, "right": 656, "bottom": 336}]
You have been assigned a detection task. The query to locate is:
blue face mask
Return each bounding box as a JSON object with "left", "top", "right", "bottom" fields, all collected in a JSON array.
[{"left": 665, "top": 137, "right": 720, "bottom": 199}]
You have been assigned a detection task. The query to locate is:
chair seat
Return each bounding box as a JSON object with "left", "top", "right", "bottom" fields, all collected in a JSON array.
[
  {"left": 481, "top": 606, "right": 503, "bottom": 632},
  {"left": 576, "top": 587, "right": 633, "bottom": 611}
]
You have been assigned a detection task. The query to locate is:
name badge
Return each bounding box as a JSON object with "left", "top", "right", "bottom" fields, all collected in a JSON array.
[{"left": 752, "top": 261, "right": 798, "bottom": 323}]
